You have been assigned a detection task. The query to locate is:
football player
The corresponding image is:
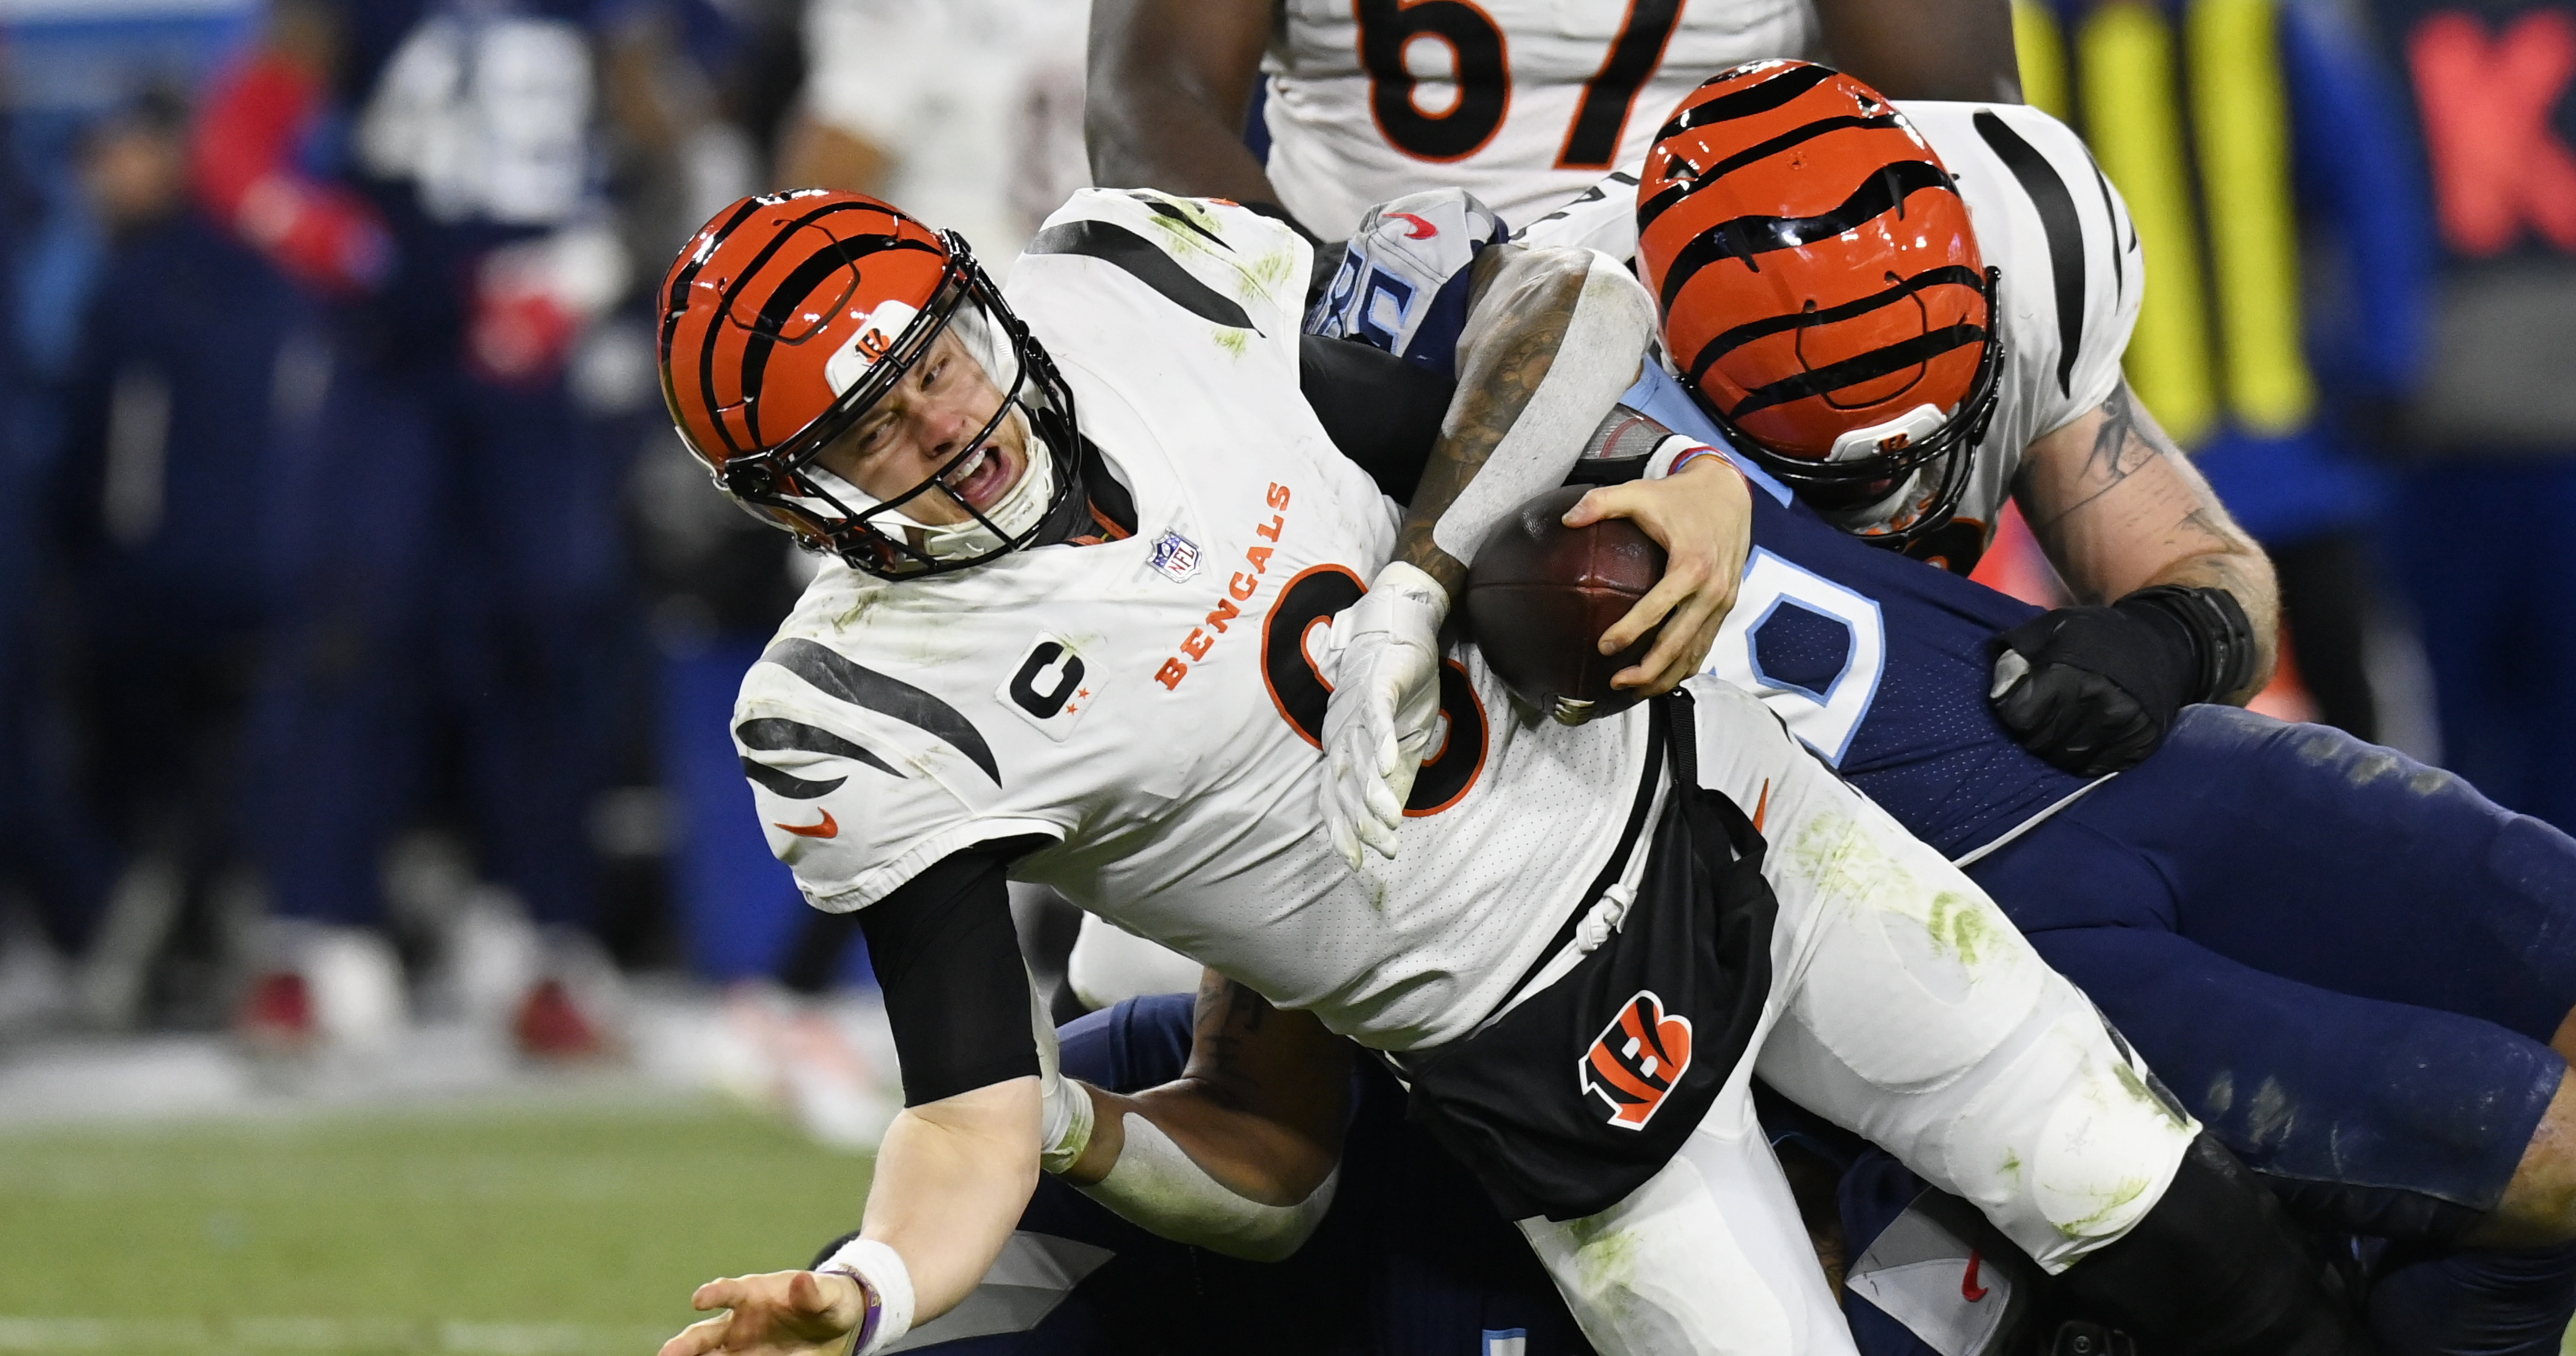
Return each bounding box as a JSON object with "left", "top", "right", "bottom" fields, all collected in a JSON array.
[
  {"left": 1085, "top": 0, "right": 2019, "bottom": 244},
  {"left": 650, "top": 188, "right": 2362, "bottom": 1355},
  {"left": 1304, "top": 64, "right": 2576, "bottom": 1353},
  {"left": 1315, "top": 62, "right": 2274, "bottom": 784}
]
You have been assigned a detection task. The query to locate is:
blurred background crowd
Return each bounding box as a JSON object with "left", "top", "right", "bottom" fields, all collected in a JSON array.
[{"left": 0, "top": 0, "right": 2567, "bottom": 1138}]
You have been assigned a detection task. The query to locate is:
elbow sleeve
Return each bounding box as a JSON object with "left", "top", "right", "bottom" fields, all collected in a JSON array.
[
  {"left": 1430, "top": 248, "right": 1659, "bottom": 565},
  {"left": 1074, "top": 1113, "right": 1338, "bottom": 1262},
  {"left": 858, "top": 843, "right": 1047, "bottom": 1104}
]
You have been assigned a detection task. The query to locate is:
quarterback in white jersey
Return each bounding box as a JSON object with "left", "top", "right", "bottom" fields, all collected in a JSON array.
[
  {"left": 651, "top": 187, "right": 2369, "bottom": 1356},
  {"left": 1087, "top": 0, "right": 2021, "bottom": 242}
]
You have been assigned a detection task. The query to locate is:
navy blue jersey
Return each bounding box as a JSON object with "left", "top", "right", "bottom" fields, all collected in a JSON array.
[{"left": 1622, "top": 366, "right": 2093, "bottom": 859}]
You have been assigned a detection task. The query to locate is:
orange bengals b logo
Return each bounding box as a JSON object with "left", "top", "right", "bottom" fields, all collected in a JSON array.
[{"left": 1579, "top": 991, "right": 1695, "bottom": 1130}]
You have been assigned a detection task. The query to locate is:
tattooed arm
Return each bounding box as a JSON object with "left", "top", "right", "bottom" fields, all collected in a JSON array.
[
  {"left": 1052, "top": 970, "right": 1350, "bottom": 1256},
  {"left": 2015, "top": 380, "right": 2278, "bottom": 701},
  {"left": 1396, "top": 245, "right": 1658, "bottom": 594}
]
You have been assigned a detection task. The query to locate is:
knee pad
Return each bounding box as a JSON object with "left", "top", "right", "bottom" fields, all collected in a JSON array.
[
  {"left": 2053, "top": 1134, "right": 2373, "bottom": 1356},
  {"left": 1914, "top": 983, "right": 2196, "bottom": 1273}
]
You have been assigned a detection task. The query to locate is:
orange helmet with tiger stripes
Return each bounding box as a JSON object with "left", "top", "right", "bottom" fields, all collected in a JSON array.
[
  {"left": 658, "top": 189, "right": 1080, "bottom": 576},
  {"left": 1635, "top": 61, "right": 2003, "bottom": 544}
]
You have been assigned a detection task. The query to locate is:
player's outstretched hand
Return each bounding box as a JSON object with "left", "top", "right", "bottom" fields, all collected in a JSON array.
[
  {"left": 1565, "top": 454, "right": 1751, "bottom": 694},
  {"left": 660, "top": 1270, "right": 866, "bottom": 1356},
  {"left": 1319, "top": 561, "right": 1449, "bottom": 869}
]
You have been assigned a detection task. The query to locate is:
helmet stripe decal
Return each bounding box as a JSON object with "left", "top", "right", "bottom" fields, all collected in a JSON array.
[
  {"left": 1684, "top": 265, "right": 1987, "bottom": 370},
  {"left": 700, "top": 200, "right": 895, "bottom": 455},
  {"left": 1654, "top": 159, "right": 1955, "bottom": 313},
  {"left": 1637, "top": 113, "right": 1905, "bottom": 233},
  {"left": 1654, "top": 62, "right": 1839, "bottom": 142},
  {"left": 737, "top": 757, "right": 847, "bottom": 800},
  {"left": 760, "top": 637, "right": 1001, "bottom": 783},
  {"left": 662, "top": 197, "right": 769, "bottom": 452},
  {"left": 1973, "top": 111, "right": 2086, "bottom": 396},
  {"left": 736, "top": 717, "right": 905, "bottom": 779},
  {"left": 1025, "top": 220, "right": 1258, "bottom": 332},
  {"left": 737, "top": 235, "right": 942, "bottom": 445},
  {"left": 662, "top": 196, "right": 765, "bottom": 359},
  {"left": 1720, "top": 323, "right": 1989, "bottom": 420}
]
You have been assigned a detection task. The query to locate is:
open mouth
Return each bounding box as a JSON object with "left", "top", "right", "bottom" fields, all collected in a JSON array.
[{"left": 941, "top": 444, "right": 1015, "bottom": 512}]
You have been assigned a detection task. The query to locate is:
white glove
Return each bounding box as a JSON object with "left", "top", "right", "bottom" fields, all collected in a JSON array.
[{"left": 1319, "top": 560, "right": 1450, "bottom": 869}]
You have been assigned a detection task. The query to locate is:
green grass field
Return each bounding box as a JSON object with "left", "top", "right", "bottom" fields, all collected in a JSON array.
[
  {"left": 6, "top": 1098, "right": 2569, "bottom": 1354},
  {"left": 0, "top": 1098, "right": 873, "bottom": 1354}
]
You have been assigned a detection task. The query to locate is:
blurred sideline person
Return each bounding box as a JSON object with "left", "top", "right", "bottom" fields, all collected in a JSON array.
[
  {"left": 1085, "top": 0, "right": 2021, "bottom": 247},
  {"left": 192, "top": 0, "right": 642, "bottom": 1056},
  {"left": 0, "top": 87, "right": 117, "bottom": 1034},
  {"left": 2337, "top": 0, "right": 2576, "bottom": 837},
  {"left": 650, "top": 186, "right": 2365, "bottom": 1355},
  {"left": 49, "top": 86, "right": 307, "bottom": 1031}
]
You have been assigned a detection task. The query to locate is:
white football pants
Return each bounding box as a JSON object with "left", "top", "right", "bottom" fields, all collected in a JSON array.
[{"left": 1513, "top": 679, "right": 2201, "bottom": 1356}]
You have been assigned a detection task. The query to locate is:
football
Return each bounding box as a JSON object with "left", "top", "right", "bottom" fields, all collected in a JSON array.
[{"left": 1464, "top": 485, "right": 1666, "bottom": 725}]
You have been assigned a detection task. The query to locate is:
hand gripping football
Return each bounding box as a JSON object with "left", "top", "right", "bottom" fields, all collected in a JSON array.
[{"left": 1464, "top": 485, "right": 1665, "bottom": 725}]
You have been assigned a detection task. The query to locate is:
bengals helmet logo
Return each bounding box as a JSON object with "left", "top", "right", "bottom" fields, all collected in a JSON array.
[{"left": 1580, "top": 991, "right": 1695, "bottom": 1130}]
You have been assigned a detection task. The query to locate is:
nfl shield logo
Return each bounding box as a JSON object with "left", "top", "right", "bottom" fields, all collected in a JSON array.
[{"left": 1148, "top": 531, "right": 1201, "bottom": 582}]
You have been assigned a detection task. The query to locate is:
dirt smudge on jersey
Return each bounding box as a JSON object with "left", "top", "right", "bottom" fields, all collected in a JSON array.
[
  {"left": 1563, "top": 1214, "right": 1643, "bottom": 1304},
  {"left": 2052, "top": 1174, "right": 2151, "bottom": 1238},
  {"left": 1244, "top": 247, "right": 1295, "bottom": 300},
  {"left": 1213, "top": 327, "right": 1250, "bottom": 358},
  {"left": 2203, "top": 1069, "right": 2235, "bottom": 1117},
  {"left": 1923, "top": 891, "right": 1998, "bottom": 969},
  {"left": 832, "top": 590, "right": 882, "bottom": 631},
  {"left": 2245, "top": 1076, "right": 2296, "bottom": 1152},
  {"left": 1789, "top": 814, "right": 2009, "bottom": 975},
  {"left": 2344, "top": 749, "right": 2405, "bottom": 789}
]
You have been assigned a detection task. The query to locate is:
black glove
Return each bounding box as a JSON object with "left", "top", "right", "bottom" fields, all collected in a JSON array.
[{"left": 1990, "top": 585, "right": 2257, "bottom": 777}]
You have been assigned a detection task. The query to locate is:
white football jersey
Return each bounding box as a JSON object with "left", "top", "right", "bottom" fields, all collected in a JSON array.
[
  {"left": 1518, "top": 100, "right": 2144, "bottom": 555},
  {"left": 733, "top": 188, "right": 1647, "bottom": 1052},
  {"left": 1262, "top": 0, "right": 1821, "bottom": 239}
]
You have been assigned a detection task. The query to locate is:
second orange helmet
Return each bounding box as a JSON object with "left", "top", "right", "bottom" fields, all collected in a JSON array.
[{"left": 1635, "top": 61, "right": 2003, "bottom": 540}]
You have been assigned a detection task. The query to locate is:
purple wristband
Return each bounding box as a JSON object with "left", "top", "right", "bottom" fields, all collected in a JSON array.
[{"left": 819, "top": 1265, "right": 881, "bottom": 1353}]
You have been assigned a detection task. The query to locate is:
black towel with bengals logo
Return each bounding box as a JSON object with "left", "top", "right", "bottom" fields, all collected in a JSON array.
[{"left": 1403, "top": 692, "right": 1778, "bottom": 1222}]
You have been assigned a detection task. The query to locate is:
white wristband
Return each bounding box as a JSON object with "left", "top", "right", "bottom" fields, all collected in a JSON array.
[{"left": 816, "top": 1237, "right": 914, "bottom": 1356}]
